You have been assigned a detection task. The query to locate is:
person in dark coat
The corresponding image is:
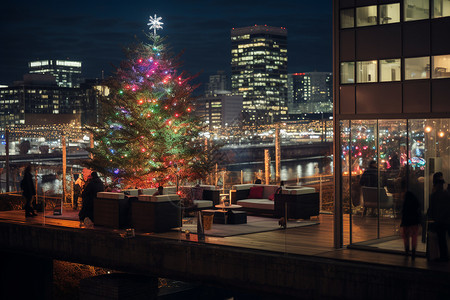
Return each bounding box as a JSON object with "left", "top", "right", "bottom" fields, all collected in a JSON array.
[
  {"left": 400, "top": 178, "right": 421, "bottom": 260},
  {"left": 428, "top": 172, "right": 450, "bottom": 261},
  {"left": 21, "top": 164, "right": 37, "bottom": 217},
  {"left": 359, "top": 160, "right": 378, "bottom": 187},
  {"left": 152, "top": 186, "right": 164, "bottom": 196},
  {"left": 79, "top": 172, "right": 104, "bottom": 224}
]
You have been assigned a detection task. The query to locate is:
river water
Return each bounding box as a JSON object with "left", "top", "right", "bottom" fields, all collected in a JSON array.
[{"left": 225, "top": 156, "right": 333, "bottom": 183}]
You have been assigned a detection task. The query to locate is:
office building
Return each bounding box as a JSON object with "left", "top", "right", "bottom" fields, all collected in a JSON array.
[
  {"left": 205, "top": 71, "right": 230, "bottom": 96},
  {"left": 28, "top": 59, "right": 82, "bottom": 88},
  {"left": 287, "top": 72, "right": 333, "bottom": 114},
  {"left": 0, "top": 74, "right": 104, "bottom": 129},
  {"left": 231, "top": 25, "right": 288, "bottom": 125},
  {"left": 195, "top": 94, "right": 244, "bottom": 129},
  {"left": 333, "top": 0, "right": 450, "bottom": 250}
]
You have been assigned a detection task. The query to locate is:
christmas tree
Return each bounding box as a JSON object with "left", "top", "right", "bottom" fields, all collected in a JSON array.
[{"left": 86, "top": 15, "right": 212, "bottom": 188}]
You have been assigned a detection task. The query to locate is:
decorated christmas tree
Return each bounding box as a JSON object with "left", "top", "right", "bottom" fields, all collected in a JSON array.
[{"left": 86, "top": 15, "right": 213, "bottom": 188}]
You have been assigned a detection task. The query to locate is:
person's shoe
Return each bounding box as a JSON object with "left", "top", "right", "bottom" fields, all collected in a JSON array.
[{"left": 25, "top": 212, "right": 34, "bottom": 217}]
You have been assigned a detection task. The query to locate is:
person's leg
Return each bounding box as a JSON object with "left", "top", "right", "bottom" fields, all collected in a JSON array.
[
  {"left": 401, "top": 227, "right": 410, "bottom": 255},
  {"left": 436, "top": 223, "right": 449, "bottom": 261},
  {"left": 24, "top": 195, "right": 36, "bottom": 216},
  {"left": 411, "top": 225, "right": 419, "bottom": 260}
]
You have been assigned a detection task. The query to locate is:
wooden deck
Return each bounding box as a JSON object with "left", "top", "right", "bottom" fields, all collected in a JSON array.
[{"left": 0, "top": 209, "right": 447, "bottom": 274}]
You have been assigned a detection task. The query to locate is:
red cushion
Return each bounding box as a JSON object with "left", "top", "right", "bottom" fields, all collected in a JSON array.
[
  {"left": 268, "top": 194, "right": 275, "bottom": 201},
  {"left": 248, "top": 186, "right": 264, "bottom": 199}
]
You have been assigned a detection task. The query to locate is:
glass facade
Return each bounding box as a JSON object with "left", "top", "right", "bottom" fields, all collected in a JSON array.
[
  {"left": 380, "top": 59, "right": 401, "bottom": 82},
  {"left": 404, "top": 56, "right": 430, "bottom": 80},
  {"left": 405, "top": 0, "right": 430, "bottom": 21},
  {"left": 340, "top": 62, "right": 355, "bottom": 84},
  {"left": 356, "top": 60, "right": 378, "bottom": 83},
  {"left": 432, "top": 54, "right": 450, "bottom": 78},
  {"left": 341, "top": 8, "right": 354, "bottom": 28},
  {"left": 433, "top": 0, "right": 450, "bottom": 17},
  {"left": 340, "top": 118, "right": 450, "bottom": 245},
  {"left": 379, "top": 3, "right": 401, "bottom": 24},
  {"left": 356, "top": 6, "right": 378, "bottom": 27}
]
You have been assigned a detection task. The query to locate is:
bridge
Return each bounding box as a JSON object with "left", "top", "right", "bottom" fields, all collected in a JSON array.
[{"left": 0, "top": 211, "right": 449, "bottom": 300}]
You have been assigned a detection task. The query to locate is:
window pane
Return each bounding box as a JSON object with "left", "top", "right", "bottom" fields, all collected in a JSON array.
[
  {"left": 340, "top": 62, "right": 355, "bottom": 84},
  {"left": 356, "top": 6, "right": 378, "bottom": 27},
  {"left": 341, "top": 8, "right": 354, "bottom": 28},
  {"left": 380, "top": 59, "right": 401, "bottom": 82},
  {"left": 404, "top": 0, "right": 430, "bottom": 21},
  {"left": 380, "top": 3, "right": 401, "bottom": 24},
  {"left": 433, "top": 0, "right": 450, "bottom": 17},
  {"left": 357, "top": 61, "right": 378, "bottom": 83},
  {"left": 432, "top": 55, "right": 450, "bottom": 78},
  {"left": 405, "top": 57, "right": 430, "bottom": 80}
]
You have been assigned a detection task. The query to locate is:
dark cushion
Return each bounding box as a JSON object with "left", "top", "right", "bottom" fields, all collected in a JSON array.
[{"left": 248, "top": 186, "right": 264, "bottom": 199}]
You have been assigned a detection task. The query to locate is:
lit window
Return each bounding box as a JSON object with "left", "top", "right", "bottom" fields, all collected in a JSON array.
[
  {"left": 405, "top": 56, "right": 430, "bottom": 80},
  {"left": 341, "top": 8, "right": 354, "bottom": 28},
  {"left": 356, "top": 6, "right": 378, "bottom": 27},
  {"left": 340, "top": 62, "right": 355, "bottom": 84},
  {"left": 404, "top": 0, "right": 429, "bottom": 21},
  {"left": 380, "top": 59, "right": 401, "bottom": 82},
  {"left": 379, "top": 3, "right": 400, "bottom": 24},
  {"left": 432, "top": 54, "right": 450, "bottom": 78},
  {"left": 357, "top": 60, "right": 378, "bottom": 83},
  {"left": 433, "top": 0, "right": 450, "bottom": 17}
]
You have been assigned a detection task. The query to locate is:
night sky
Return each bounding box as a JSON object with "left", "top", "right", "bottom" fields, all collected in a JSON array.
[{"left": 0, "top": 0, "right": 332, "bottom": 89}]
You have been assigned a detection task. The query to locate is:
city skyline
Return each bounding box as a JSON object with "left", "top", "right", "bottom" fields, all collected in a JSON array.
[{"left": 0, "top": 0, "right": 332, "bottom": 86}]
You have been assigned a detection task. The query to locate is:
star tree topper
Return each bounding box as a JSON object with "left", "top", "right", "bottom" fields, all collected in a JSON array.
[{"left": 148, "top": 14, "right": 163, "bottom": 36}]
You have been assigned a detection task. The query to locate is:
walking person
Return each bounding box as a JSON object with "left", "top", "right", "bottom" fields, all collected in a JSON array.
[
  {"left": 79, "top": 172, "right": 104, "bottom": 227},
  {"left": 400, "top": 178, "right": 421, "bottom": 260},
  {"left": 428, "top": 172, "right": 450, "bottom": 261},
  {"left": 21, "top": 164, "right": 37, "bottom": 217}
]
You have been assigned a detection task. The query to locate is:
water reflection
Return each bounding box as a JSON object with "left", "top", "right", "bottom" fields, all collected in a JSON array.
[{"left": 226, "top": 156, "right": 333, "bottom": 182}]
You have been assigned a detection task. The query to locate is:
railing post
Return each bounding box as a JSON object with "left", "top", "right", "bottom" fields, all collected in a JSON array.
[
  {"left": 319, "top": 174, "right": 323, "bottom": 211},
  {"left": 5, "top": 127, "right": 9, "bottom": 193}
]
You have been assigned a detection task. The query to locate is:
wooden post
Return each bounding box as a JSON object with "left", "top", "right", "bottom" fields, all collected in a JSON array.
[
  {"left": 215, "top": 163, "right": 218, "bottom": 187},
  {"left": 275, "top": 127, "right": 281, "bottom": 184},
  {"left": 62, "top": 134, "right": 67, "bottom": 204},
  {"left": 222, "top": 171, "right": 225, "bottom": 194},
  {"left": 240, "top": 170, "right": 243, "bottom": 184},
  {"left": 5, "top": 127, "right": 9, "bottom": 192},
  {"left": 90, "top": 132, "right": 94, "bottom": 159},
  {"left": 34, "top": 167, "right": 38, "bottom": 208},
  {"left": 71, "top": 168, "right": 74, "bottom": 207},
  {"left": 264, "top": 149, "right": 270, "bottom": 185}
]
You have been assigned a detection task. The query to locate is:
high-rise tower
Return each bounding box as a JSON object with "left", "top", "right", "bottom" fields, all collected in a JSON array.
[
  {"left": 231, "top": 25, "right": 288, "bottom": 125},
  {"left": 28, "top": 59, "right": 82, "bottom": 88}
]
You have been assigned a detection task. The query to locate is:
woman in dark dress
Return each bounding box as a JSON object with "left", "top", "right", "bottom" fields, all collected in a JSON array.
[
  {"left": 21, "top": 164, "right": 37, "bottom": 217},
  {"left": 400, "top": 178, "right": 422, "bottom": 260}
]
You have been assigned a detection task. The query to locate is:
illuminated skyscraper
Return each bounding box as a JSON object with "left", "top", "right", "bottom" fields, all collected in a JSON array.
[
  {"left": 287, "top": 72, "right": 333, "bottom": 114},
  {"left": 231, "top": 25, "right": 288, "bottom": 125},
  {"left": 28, "top": 59, "right": 82, "bottom": 88}
]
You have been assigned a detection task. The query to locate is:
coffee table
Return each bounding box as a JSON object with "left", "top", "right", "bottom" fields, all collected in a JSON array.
[
  {"left": 215, "top": 204, "right": 242, "bottom": 211},
  {"left": 210, "top": 204, "right": 246, "bottom": 224}
]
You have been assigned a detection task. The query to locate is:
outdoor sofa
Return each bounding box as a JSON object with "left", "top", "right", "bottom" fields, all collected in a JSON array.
[
  {"left": 93, "top": 187, "right": 181, "bottom": 232},
  {"left": 178, "top": 185, "right": 220, "bottom": 210},
  {"left": 230, "top": 184, "right": 320, "bottom": 219}
]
